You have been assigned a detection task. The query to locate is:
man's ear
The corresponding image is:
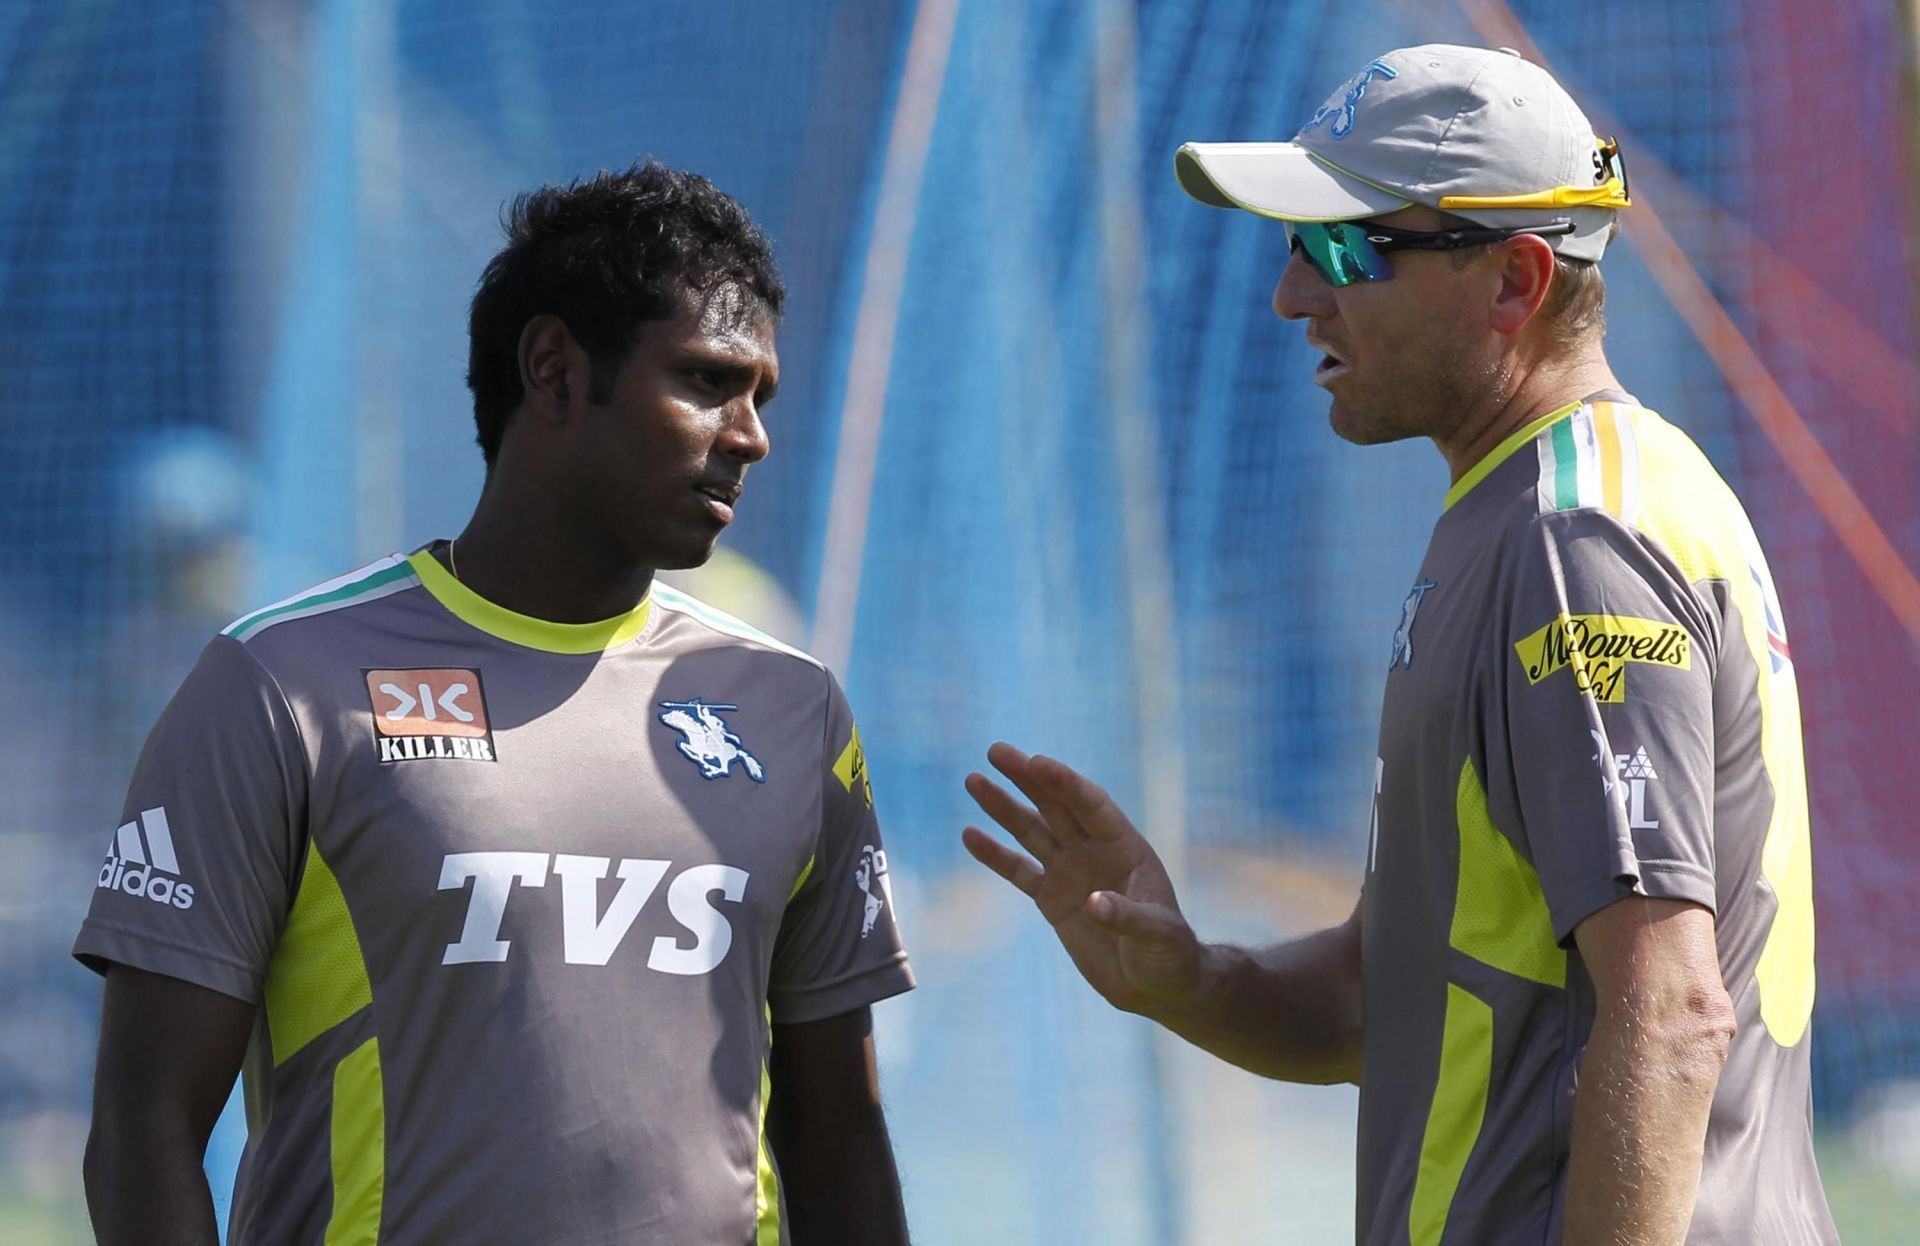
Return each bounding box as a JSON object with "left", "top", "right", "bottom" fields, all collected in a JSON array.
[
  {"left": 1488, "top": 234, "right": 1558, "bottom": 337},
  {"left": 517, "top": 315, "right": 583, "bottom": 421}
]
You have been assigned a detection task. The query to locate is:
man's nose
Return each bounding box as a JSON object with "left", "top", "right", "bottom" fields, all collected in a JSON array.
[
  {"left": 1272, "top": 244, "right": 1334, "bottom": 321},
  {"left": 721, "top": 399, "right": 770, "bottom": 463}
]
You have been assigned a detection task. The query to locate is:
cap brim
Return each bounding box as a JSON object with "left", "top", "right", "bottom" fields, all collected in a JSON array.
[{"left": 1175, "top": 142, "right": 1410, "bottom": 222}]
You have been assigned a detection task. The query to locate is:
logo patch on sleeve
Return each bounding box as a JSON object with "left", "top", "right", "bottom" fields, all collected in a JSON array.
[
  {"left": 366, "top": 668, "right": 497, "bottom": 763},
  {"left": 97, "top": 807, "right": 196, "bottom": 909},
  {"left": 1513, "top": 614, "right": 1691, "bottom": 703},
  {"left": 833, "top": 724, "right": 874, "bottom": 808},
  {"left": 854, "top": 844, "right": 893, "bottom": 938}
]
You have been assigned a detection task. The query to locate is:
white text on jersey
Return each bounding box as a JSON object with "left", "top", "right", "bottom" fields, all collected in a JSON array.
[
  {"left": 96, "top": 807, "right": 196, "bottom": 910},
  {"left": 438, "top": 852, "right": 749, "bottom": 973}
]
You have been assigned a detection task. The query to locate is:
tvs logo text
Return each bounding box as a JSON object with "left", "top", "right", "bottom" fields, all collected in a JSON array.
[
  {"left": 1513, "top": 614, "right": 1691, "bottom": 703},
  {"left": 438, "top": 852, "right": 749, "bottom": 974},
  {"left": 98, "top": 807, "right": 195, "bottom": 910},
  {"left": 367, "top": 668, "right": 497, "bottom": 763}
]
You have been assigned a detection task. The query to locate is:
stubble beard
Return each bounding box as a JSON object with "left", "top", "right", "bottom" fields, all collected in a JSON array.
[{"left": 1329, "top": 343, "right": 1511, "bottom": 449}]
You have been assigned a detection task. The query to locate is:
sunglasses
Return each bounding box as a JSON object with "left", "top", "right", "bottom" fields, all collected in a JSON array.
[{"left": 1283, "top": 219, "right": 1578, "bottom": 287}]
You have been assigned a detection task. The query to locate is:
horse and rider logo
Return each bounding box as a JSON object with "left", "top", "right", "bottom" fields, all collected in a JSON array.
[
  {"left": 658, "top": 698, "right": 765, "bottom": 782},
  {"left": 1390, "top": 579, "right": 1439, "bottom": 672},
  {"left": 1303, "top": 58, "right": 1399, "bottom": 140}
]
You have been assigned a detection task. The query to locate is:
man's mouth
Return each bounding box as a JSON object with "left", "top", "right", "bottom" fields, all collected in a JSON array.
[
  {"left": 694, "top": 481, "right": 742, "bottom": 522},
  {"left": 1307, "top": 337, "right": 1348, "bottom": 383}
]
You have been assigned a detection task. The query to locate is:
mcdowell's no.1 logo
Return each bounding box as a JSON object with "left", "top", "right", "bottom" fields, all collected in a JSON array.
[{"left": 1513, "top": 614, "right": 1691, "bottom": 703}]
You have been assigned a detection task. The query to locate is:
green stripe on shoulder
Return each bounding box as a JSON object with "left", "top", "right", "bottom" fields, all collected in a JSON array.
[
  {"left": 225, "top": 558, "right": 417, "bottom": 642},
  {"left": 1550, "top": 416, "right": 1581, "bottom": 511},
  {"left": 652, "top": 585, "right": 823, "bottom": 669}
]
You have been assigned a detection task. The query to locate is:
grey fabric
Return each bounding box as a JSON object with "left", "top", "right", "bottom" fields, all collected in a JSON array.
[
  {"left": 1355, "top": 404, "right": 1835, "bottom": 1245},
  {"left": 1176, "top": 44, "right": 1620, "bottom": 259},
  {"left": 75, "top": 552, "right": 913, "bottom": 1245}
]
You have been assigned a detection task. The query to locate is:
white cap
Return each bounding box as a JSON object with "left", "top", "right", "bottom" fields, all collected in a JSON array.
[{"left": 1175, "top": 44, "right": 1628, "bottom": 261}]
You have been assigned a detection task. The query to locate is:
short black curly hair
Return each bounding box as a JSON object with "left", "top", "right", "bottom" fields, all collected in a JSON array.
[{"left": 466, "top": 159, "right": 785, "bottom": 467}]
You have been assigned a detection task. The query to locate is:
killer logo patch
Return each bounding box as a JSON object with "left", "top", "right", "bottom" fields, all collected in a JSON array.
[{"left": 367, "top": 668, "right": 498, "bottom": 763}]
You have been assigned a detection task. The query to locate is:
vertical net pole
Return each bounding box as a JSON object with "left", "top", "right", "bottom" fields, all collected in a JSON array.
[{"left": 1094, "top": 1, "right": 1191, "bottom": 1240}]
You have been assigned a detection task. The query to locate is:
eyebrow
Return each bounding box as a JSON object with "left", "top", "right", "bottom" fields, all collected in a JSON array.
[{"left": 682, "top": 347, "right": 779, "bottom": 404}]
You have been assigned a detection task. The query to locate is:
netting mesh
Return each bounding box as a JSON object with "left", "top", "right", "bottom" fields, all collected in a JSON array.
[{"left": 3, "top": 0, "right": 1917, "bottom": 1240}]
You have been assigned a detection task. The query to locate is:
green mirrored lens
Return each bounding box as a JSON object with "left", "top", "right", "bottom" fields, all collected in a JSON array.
[{"left": 1286, "top": 221, "right": 1393, "bottom": 286}]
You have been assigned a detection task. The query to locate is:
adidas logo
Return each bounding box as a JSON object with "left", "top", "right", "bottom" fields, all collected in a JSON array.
[{"left": 96, "top": 807, "right": 195, "bottom": 910}]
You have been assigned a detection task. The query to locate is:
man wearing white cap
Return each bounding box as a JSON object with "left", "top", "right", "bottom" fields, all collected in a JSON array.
[{"left": 963, "top": 44, "right": 1837, "bottom": 1245}]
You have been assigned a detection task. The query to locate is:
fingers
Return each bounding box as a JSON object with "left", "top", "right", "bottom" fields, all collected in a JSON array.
[
  {"left": 986, "top": 743, "right": 1096, "bottom": 846},
  {"left": 961, "top": 826, "right": 1044, "bottom": 898},
  {"left": 964, "top": 770, "right": 1059, "bottom": 863},
  {"left": 996, "top": 746, "right": 1138, "bottom": 845}
]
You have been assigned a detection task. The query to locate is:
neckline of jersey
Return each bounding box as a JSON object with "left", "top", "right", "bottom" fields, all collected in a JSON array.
[
  {"left": 405, "top": 549, "right": 652, "bottom": 654},
  {"left": 1442, "top": 398, "right": 1585, "bottom": 512}
]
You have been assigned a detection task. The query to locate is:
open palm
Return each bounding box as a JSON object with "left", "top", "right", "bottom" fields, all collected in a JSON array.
[{"left": 961, "top": 742, "right": 1200, "bottom": 1015}]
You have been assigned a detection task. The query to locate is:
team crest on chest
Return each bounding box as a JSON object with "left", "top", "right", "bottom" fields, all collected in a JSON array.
[
  {"left": 1389, "top": 580, "right": 1439, "bottom": 671},
  {"left": 659, "top": 698, "right": 765, "bottom": 782}
]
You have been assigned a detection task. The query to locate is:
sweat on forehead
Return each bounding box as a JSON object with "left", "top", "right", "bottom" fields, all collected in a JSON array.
[{"left": 685, "top": 280, "right": 775, "bottom": 335}]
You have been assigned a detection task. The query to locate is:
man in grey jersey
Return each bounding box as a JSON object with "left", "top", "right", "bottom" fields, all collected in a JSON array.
[
  {"left": 964, "top": 45, "right": 1836, "bottom": 1245},
  {"left": 78, "top": 160, "right": 914, "bottom": 1246}
]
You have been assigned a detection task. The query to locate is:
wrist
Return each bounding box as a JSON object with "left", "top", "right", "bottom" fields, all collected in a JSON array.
[{"left": 1140, "top": 939, "right": 1232, "bottom": 1026}]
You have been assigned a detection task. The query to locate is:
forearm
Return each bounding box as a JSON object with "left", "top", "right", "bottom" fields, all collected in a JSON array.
[
  {"left": 1147, "top": 921, "right": 1363, "bottom": 1083},
  {"left": 1562, "top": 1009, "right": 1730, "bottom": 1245},
  {"left": 84, "top": 1125, "right": 220, "bottom": 1246},
  {"left": 776, "top": 1109, "right": 910, "bottom": 1246}
]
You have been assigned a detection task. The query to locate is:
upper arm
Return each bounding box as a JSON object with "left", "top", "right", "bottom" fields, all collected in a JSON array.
[
  {"left": 73, "top": 635, "right": 307, "bottom": 1000},
  {"left": 767, "top": 1006, "right": 883, "bottom": 1144},
  {"left": 1498, "top": 509, "right": 1719, "bottom": 943},
  {"left": 92, "top": 965, "right": 255, "bottom": 1144},
  {"left": 1573, "top": 895, "right": 1730, "bottom": 1026},
  {"left": 766, "top": 672, "right": 913, "bottom": 1025}
]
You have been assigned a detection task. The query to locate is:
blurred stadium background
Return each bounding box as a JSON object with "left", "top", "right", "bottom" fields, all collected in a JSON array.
[{"left": 3, "top": 0, "right": 1918, "bottom": 1240}]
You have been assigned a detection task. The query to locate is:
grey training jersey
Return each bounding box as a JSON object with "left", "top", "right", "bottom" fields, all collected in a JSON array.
[
  {"left": 76, "top": 547, "right": 913, "bottom": 1246},
  {"left": 1359, "top": 399, "right": 1835, "bottom": 1245}
]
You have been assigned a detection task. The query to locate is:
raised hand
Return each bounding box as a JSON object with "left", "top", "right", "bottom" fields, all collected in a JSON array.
[{"left": 961, "top": 741, "right": 1201, "bottom": 1016}]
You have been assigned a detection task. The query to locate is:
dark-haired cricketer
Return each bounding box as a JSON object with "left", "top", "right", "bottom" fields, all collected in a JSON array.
[{"left": 78, "top": 161, "right": 914, "bottom": 1246}]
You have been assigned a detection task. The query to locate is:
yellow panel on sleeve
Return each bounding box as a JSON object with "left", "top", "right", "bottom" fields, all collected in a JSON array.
[
  {"left": 1626, "top": 411, "right": 1817, "bottom": 1045},
  {"left": 265, "top": 842, "right": 373, "bottom": 1065}
]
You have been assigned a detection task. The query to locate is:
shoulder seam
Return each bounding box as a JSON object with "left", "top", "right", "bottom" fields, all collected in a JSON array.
[
  {"left": 223, "top": 556, "right": 419, "bottom": 643},
  {"left": 1534, "top": 402, "right": 1643, "bottom": 524},
  {"left": 209, "top": 633, "right": 315, "bottom": 871},
  {"left": 650, "top": 585, "right": 824, "bottom": 670}
]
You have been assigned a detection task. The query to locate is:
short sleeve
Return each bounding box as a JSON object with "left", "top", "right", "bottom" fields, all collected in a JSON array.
[
  {"left": 1499, "top": 509, "right": 1720, "bottom": 943},
  {"left": 73, "top": 634, "right": 309, "bottom": 1003},
  {"left": 766, "top": 672, "right": 914, "bottom": 1024}
]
